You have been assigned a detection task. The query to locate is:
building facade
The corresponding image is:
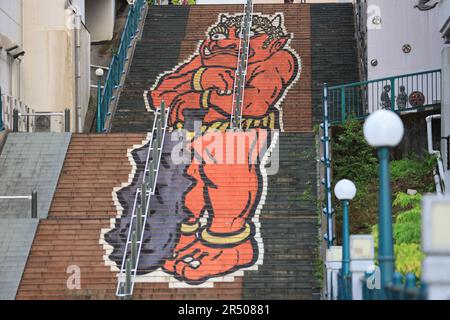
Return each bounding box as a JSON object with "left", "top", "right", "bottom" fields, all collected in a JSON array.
[{"left": 0, "top": 0, "right": 116, "bottom": 133}]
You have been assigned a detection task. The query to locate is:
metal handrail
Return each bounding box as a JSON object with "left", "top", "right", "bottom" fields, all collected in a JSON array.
[
  {"left": 116, "top": 103, "right": 170, "bottom": 298},
  {"left": 0, "top": 191, "right": 38, "bottom": 218},
  {"left": 321, "top": 84, "right": 334, "bottom": 248},
  {"left": 327, "top": 69, "right": 442, "bottom": 125},
  {"left": 98, "top": 0, "right": 146, "bottom": 133},
  {"left": 230, "top": 0, "right": 253, "bottom": 130},
  {"left": 328, "top": 69, "right": 442, "bottom": 90}
]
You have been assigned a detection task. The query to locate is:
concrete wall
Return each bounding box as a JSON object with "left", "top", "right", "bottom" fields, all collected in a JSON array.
[
  {"left": 367, "top": 0, "right": 442, "bottom": 80},
  {"left": 21, "top": 0, "right": 90, "bottom": 132},
  {"left": 85, "top": 0, "right": 116, "bottom": 42},
  {"left": 440, "top": 1, "right": 450, "bottom": 173},
  {"left": 0, "top": 0, "right": 23, "bottom": 99}
]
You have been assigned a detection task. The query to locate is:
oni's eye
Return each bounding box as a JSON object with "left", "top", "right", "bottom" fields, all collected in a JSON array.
[{"left": 211, "top": 33, "right": 227, "bottom": 40}]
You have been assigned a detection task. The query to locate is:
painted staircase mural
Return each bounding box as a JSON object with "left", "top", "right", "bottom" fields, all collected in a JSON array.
[
  {"left": 16, "top": 3, "right": 359, "bottom": 299},
  {"left": 102, "top": 12, "right": 301, "bottom": 288}
]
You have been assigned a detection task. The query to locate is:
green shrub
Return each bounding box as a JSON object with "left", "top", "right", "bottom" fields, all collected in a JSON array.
[{"left": 372, "top": 192, "right": 424, "bottom": 276}]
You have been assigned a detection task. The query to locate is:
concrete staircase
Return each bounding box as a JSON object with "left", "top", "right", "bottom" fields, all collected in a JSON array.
[
  {"left": 16, "top": 134, "right": 146, "bottom": 300},
  {"left": 13, "top": 3, "right": 359, "bottom": 300},
  {"left": 0, "top": 133, "right": 71, "bottom": 299}
]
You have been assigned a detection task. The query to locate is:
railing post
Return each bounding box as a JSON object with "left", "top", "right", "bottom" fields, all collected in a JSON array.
[
  {"left": 136, "top": 205, "right": 142, "bottom": 236},
  {"left": 322, "top": 83, "right": 334, "bottom": 248},
  {"left": 404, "top": 273, "right": 418, "bottom": 300},
  {"left": 131, "top": 231, "right": 137, "bottom": 269},
  {"left": 140, "top": 182, "right": 146, "bottom": 209},
  {"left": 149, "top": 160, "right": 155, "bottom": 192},
  {"left": 64, "top": 109, "right": 71, "bottom": 133},
  {"left": 160, "top": 101, "right": 166, "bottom": 126},
  {"left": 390, "top": 78, "right": 395, "bottom": 111},
  {"left": 153, "top": 139, "right": 159, "bottom": 164},
  {"left": 13, "top": 109, "right": 19, "bottom": 132},
  {"left": 31, "top": 190, "right": 38, "bottom": 219},
  {"left": 96, "top": 69, "right": 104, "bottom": 133},
  {"left": 157, "top": 117, "right": 162, "bottom": 149},
  {"left": 125, "top": 258, "right": 132, "bottom": 296},
  {"left": 341, "top": 87, "right": 346, "bottom": 123}
]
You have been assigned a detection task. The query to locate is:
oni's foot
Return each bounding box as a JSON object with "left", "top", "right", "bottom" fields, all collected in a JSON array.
[{"left": 163, "top": 225, "right": 256, "bottom": 283}]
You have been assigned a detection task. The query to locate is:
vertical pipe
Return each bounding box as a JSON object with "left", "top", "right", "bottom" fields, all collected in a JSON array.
[
  {"left": 72, "top": 5, "right": 82, "bottom": 133},
  {"left": 31, "top": 190, "right": 38, "bottom": 219},
  {"left": 65, "top": 109, "right": 71, "bottom": 133},
  {"left": 377, "top": 147, "right": 395, "bottom": 293},
  {"left": 342, "top": 200, "right": 350, "bottom": 276},
  {"left": 13, "top": 109, "right": 19, "bottom": 132}
]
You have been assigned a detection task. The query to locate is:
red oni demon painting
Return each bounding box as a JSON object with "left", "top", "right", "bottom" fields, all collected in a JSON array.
[{"left": 101, "top": 12, "right": 301, "bottom": 287}]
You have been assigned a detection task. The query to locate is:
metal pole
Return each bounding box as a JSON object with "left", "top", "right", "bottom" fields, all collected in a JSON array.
[
  {"left": 377, "top": 147, "right": 395, "bottom": 292},
  {"left": 136, "top": 205, "right": 142, "bottom": 236},
  {"left": 322, "top": 84, "right": 334, "bottom": 248},
  {"left": 13, "top": 109, "right": 19, "bottom": 132},
  {"left": 157, "top": 118, "right": 162, "bottom": 149},
  {"left": 149, "top": 161, "right": 155, "bottom": 192},
  {"left": 125, "top": 259, "right": 132, "bottom": 295},
  {"left": 160, "top": 100, "right": 165, "bottom": 126},
  {"left": 65, "top": 109, "right": 71, "bottom": 132},
  {"left": 31, "top": 190, "right": 38, "bottom": 219},
  {"left": 342, "top": 200, "right": 350, "bottom": 276},
  {"left": 140, "top": 182, "right": 146, "bottom": 209},
  {"left": 131, "top": 231, "right": 137, "bottom": 269},
  {"left": 97, "top": 77, "right": 102, "bottom": 133}
]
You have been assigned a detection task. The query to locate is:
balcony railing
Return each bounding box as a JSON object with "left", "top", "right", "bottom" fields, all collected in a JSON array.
[
  {"left": 0, "top": 91, "right": 34, "bottom": 132},
  {"left": 327, "top": 69, "right": 442, "bottom": 125}
]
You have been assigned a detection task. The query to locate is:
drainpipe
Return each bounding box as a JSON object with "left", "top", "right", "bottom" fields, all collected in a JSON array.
[
  {"left": 426, "top": 114, "right": 445, "bottom": 194},
  {"left": 68, "top": 1, "right": 82, "bottom": 133}
]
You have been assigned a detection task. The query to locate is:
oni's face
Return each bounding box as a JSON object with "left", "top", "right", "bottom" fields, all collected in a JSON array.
[{"left": 199, "top": 14, "right": 289, "bottom": 68}]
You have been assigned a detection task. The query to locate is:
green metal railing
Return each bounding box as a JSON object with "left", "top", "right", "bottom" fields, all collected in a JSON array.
[
  {"left": 361, "top": 271, "right": 427, "bottom": 300},
  {"left": 97, "top": 0, "right": 146, "bottom": 133},
  {"left": 327, "top": 69, "right": 441, "bottom": 125}
]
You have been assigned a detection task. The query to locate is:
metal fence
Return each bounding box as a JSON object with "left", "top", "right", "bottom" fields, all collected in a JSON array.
[
  {"left": 1, "top": 91, "right": 34, "bottom": 132},
  {"left": 327, "top": 69, "right": 442, "bottom": 125},
  {"left": 97, "top": 0, "right": 146, "bottom": 133}
]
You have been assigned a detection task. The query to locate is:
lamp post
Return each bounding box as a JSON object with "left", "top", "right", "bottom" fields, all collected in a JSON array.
[
  {"left": 363, "top": 110, "right": 404, "bottom": 293},
  {"left": 334, "top": 179, "right": 357, "bottom": 276},
  {"left": 95, "top": 68, "right": 104, "bottom": 133}
]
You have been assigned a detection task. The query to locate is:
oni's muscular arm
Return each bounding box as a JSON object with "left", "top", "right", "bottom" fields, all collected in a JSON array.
[
  {"left": 170, "top": 50, "right": 297, "bottom": 124},
  {"left": 150, "top": 56, "right": 203, "bottom": 110}
]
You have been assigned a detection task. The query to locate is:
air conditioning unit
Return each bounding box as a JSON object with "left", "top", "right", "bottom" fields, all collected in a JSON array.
[{"left": 35, "top": 114, "right": 51, "bottom": 132}]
